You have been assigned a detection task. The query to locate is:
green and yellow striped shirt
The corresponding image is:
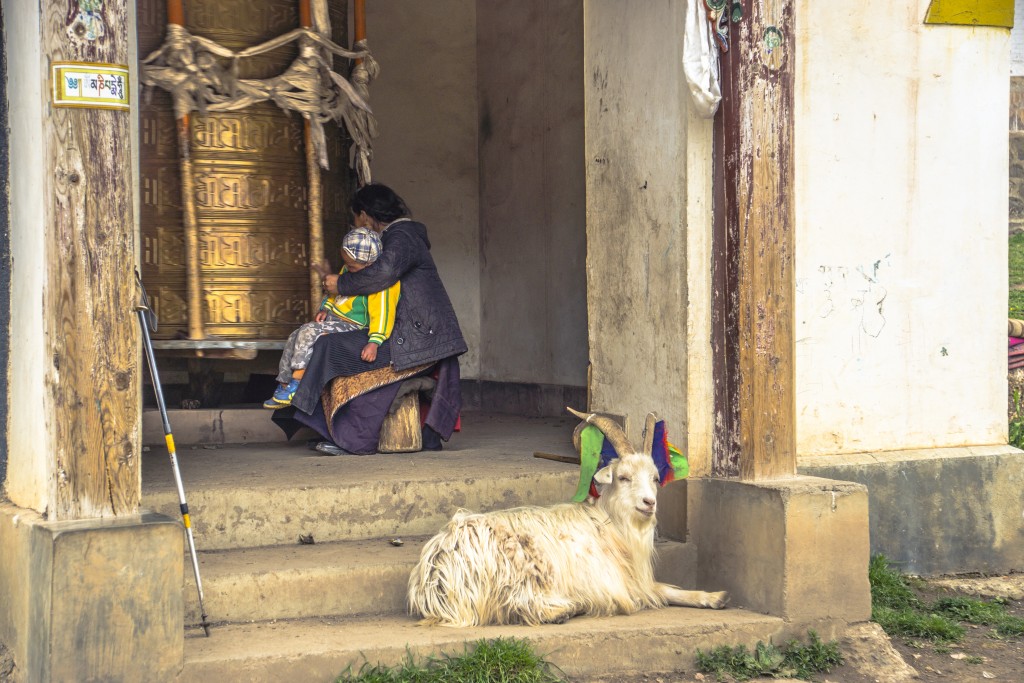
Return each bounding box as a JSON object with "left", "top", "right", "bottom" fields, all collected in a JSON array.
[{"left": 321, "top": 268, "right": 401, "bottom": 345}]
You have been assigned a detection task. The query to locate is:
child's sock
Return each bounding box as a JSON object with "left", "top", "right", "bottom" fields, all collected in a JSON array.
[{"left": 292, "top": 369, "right": 305, "bottom": 380}]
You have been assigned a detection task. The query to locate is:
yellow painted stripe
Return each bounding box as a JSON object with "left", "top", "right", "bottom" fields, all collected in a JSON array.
[
  {"left": 925, "top": 0, "right": 1014, "bottom": 28},
  {"left": 182, "top": 513, "right": 192, "bottom": 529},
  {"left": 165, "top": 434, "right": 176, "bottom": 453}
]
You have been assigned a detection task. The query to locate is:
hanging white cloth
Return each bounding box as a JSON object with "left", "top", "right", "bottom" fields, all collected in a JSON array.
[{"left": 683, "top": 0, "right": 722, "bottom": 118}]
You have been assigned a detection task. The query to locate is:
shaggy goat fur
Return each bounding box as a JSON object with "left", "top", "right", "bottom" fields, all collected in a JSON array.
[{"left": 408, "top": 451, "right": 728, "bottom": 626}]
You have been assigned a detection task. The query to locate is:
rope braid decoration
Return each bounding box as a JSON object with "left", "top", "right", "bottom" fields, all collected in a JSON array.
[{"left": 140, "top": 4, "right": 379, "bottom": 184}]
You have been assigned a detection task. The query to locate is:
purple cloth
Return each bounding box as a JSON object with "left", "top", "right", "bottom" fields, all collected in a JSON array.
[
  {"left": 278, "top": 382, "right": 403, "bottom": 454},
  {"left": 272, "top": 355, "right": 462, "bottom": 454}
]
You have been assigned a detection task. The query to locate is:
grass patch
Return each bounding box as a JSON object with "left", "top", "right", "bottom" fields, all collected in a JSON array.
[
  {"left": 869, "top": 556, "right": 963, "bottom": 642},
  {"left": 870, "top": 555, "right": 1024, "bottom": 646},
  {"left": 872, "top": 606, "right": 965, "bottom": 642},
  {"left": 695, "top": 630, "right": 843, "bottom": 682},
  {"left": 869, "top": 555, "right": 921, "bottom": 612},
  {"left": 1010, "top": 232, "right": 1024, "bottom": 316},
  {"left": 1010, "top": 232, "right": 1024, "bottom": 317},
  {"left": 1010, "top": 389, "right": 1024, "bottom": 450},
  {"left": 335, "top": 638, "right": 565, "bottom": 683},
  {"left": 1010, "top": 289, "right": 1024, "bottom": 319},
  {"left": 932, "top": 596, "right": 1007, "bottom": 625}
]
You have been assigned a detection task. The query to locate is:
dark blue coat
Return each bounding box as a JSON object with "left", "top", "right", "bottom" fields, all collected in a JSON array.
[{"left": 334, "top": 220, "right": 467, "bottom": 370}]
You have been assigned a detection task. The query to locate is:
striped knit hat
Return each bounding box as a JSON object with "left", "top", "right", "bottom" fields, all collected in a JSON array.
[{"left": 342, "top": 227, "right": 382, "bottom": 264}]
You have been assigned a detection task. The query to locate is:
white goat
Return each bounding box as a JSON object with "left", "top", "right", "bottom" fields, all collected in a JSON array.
[{"left": 407, "top": 414, "right": 728, "bottom": 626}]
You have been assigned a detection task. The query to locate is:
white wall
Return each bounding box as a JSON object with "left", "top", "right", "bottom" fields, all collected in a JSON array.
[
  {"left": 584, "top": 0, "right": 696, "bottom": 446},
  {"left": 795, "top": 0, "right": 1009, "bottom": 455},
  {"left": 476, "top": 1, "right": 588, "bottom": 387},
  {"left": 1012, "top": 0, "right": 1024, "bottom": 74},
  {"left": 2, "top": 1, "right": 50, "bottom": 511},
  {"left": 363, "top": 0, "right": 482, "bottom": 378}
]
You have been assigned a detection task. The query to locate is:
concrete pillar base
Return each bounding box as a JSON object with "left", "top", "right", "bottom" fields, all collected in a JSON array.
[
  {"left": 691, "top": 476, "right": 871, "bottom": 622},
  {"left": 0, "top": 504, "right": 183, "bottom": 682},
  {"left": 800, "top": 445, "right": 1024, "bottom": 576}
]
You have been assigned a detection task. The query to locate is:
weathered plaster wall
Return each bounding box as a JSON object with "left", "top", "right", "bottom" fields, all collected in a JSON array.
[
  {"left": 584, "top": 0, "right": 693, "bottom": 445},
  {"left": 1012, "top": 0, "right": 1024, "bottom": 75},
  {"left": 0, "top": 1, "right": 10, "bottom": 490},
  {"left": 363, "top": 0, "right": 482, "bottom": 378},
  {"left": 794, "top": 0, "right": 1009, "bottom": 455},
  {"left": 476, "top": 1, "right": 587, "bottom": 388},
  {"left": 685, "top": 103, "right": 715, "bottom": 476},
  {"left": 1010, "top": 0, "right": 1024, "bottom": 234},
  {"left": 2, "top": 0, "right": 49, "bottom": 510}
]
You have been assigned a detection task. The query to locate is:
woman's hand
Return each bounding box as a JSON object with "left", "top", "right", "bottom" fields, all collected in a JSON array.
[
  {"left": 322, "top": 273, "right": 339, "bottom": 295},
  {"left": 311, "top": 258, "right": 332, "bottom": 278},
  {"left": 314, "top": 310, "right": 327, "bottom": 323},
  {"left": 361, "top": 342, "right": 378, "bottom": 362}
]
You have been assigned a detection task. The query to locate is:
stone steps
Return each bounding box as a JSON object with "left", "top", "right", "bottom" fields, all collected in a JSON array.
[
  {"left": 138, "top": 412, "right": 790, "bottom": 682},
  {"left": 173, "top": 608, "right": 790, "bottom": 683},
  {"left": 141, "top": 413, "right": 584, "bottom": 550},
  {"left": 142, "top": 406, "right": 313, "bottom": 446},
  {"left": 182, "top": 536, "right": 696, "bottom": 625}
]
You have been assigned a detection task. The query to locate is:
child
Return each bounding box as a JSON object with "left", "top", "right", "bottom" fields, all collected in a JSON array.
[{"left": 263, "top": 227, "right": 400, "bottom": 408}]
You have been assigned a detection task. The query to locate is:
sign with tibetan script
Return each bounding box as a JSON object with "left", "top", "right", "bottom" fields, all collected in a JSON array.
[{"left": 52, "top": 62, "right": 130, "bottom": 110}]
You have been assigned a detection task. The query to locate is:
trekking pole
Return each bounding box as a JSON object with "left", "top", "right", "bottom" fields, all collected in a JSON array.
[{"left": 135, "top": 271, "right": 211, "bottom": 637}]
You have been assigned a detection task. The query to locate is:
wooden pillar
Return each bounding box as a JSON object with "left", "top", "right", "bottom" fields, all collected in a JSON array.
[
  {"left": 720, "top": 0, "right": 796, "bottom": 480},
  {"left": 6, "top": 0, "right": 139, "bottom": 518}
]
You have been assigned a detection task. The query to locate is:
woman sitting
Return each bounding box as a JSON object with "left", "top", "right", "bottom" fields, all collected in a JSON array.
[{"left": 274, "top": 183, "right": 468, "bottom": 455}]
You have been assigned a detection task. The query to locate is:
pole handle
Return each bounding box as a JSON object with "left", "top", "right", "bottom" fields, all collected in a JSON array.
[{"left": 135, "top": 269, "right": 158, "bottom": 333}]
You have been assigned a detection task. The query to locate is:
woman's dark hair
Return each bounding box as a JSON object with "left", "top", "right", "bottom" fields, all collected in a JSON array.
[{"left": 351, "top": 183, "right": 411, "bottom": 224}]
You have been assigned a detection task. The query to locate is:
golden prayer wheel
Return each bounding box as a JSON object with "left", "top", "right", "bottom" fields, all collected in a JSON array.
[{"left": 137, "top": 0, "right": 350, "bottom": 343}]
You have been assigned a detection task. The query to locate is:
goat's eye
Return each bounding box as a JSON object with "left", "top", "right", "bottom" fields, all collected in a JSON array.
[{"left": 618, "top": 475, "right": 631, "bottom": 482}]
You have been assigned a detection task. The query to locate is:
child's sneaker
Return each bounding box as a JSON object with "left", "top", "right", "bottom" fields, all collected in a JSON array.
[{"left": 263, "top": 378, "right": 300, "bottom": 409}]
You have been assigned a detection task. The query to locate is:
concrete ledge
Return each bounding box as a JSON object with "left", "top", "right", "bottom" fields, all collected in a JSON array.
[
  {"left": 143, "top": 407, "right": 315, "bottom": 446},
  {"left": 799, "top": 444, "right": 1024, "bottom": 576},
  {"left": 175, "top": 609, "right": 794, "bottom": 682},
  {"left": 0, "top": 505, "right": 184, "bottom": 682},
  {"left": 182, "top": 536, "right": 696, "bottom": 624},
  {"left": 691, "top": 476, "right": 871, "bottom": 622},
  {"left": 461, "top": 380, "right": 587, "bottom": 417}
]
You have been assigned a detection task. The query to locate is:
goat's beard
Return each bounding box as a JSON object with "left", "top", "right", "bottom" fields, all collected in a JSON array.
[{"left": 597, "top": 493, "right": 658, "bottom": 535}]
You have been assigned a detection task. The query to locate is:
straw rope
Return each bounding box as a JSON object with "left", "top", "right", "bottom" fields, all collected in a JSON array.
[{"left": 140, "top": 9, "right": 379, "bottom": 183}]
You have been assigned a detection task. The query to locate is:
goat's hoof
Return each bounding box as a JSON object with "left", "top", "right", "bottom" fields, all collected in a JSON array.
[{"left": 706, "top": 591, "right": 730, "bottom": 609}]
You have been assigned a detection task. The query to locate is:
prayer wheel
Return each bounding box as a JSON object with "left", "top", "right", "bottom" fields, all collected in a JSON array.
[{"left": 137, "top": 0, "right": 350, "bottom": 341}]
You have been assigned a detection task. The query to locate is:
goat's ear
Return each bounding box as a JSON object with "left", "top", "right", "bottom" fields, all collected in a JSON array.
[{"left": 594, "top": 464, "right": 613, "bottom": 485}]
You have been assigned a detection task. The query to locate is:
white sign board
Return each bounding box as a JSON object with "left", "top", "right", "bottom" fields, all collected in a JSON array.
[{"left": 52, "top": 62, "right": 130, "bottom": 110}]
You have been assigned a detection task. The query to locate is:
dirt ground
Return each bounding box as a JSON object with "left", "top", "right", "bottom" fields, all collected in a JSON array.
[{"left": 579, "top": 574, "right": 1024, "bottom": 683}]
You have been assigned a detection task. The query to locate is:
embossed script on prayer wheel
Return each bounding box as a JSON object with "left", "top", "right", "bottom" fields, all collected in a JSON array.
[{"left": 137, "top": 0, "right": 349, "bottom": 341}]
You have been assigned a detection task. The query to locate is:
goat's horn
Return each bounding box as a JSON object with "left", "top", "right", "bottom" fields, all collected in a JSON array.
[
  {"left": 566, "top": 407, "right": 635, "bottom": 455},
  {"left": 641, "top": 412, "right": 658, "bottom": 456}
]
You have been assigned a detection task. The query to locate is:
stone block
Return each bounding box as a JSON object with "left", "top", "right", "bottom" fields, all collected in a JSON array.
[
  {"left": 1, "top": 507, "right": 184, "bottom": 682},
  {"left": 656, "top": 479, "right": 687, "bottom": 541},
  {"left": 800, "top": 445, "right": 1024, "bottom": 576},
  {"left": 691, "top": 476, "right": 871, "bottom": 622}
]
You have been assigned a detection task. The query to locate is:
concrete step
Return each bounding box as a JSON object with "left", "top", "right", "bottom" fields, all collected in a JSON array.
[
  {"left": 173, "top": 608, "right": 791, "bottom": 682},
  {"left": 141, "top": 413, "right": 584, "bottom": 550},
  {"left": 142, "top": 406, "right": 313, "bottom": 446},
  {"left": 183, "top": 537, "right": 697, "bottom": 625}
]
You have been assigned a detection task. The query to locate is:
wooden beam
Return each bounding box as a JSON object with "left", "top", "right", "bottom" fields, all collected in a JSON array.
[
  {"left": 721, "top": 0, "right": 797, "bottom": 480},
  {"left": 43, "top": 0, "right": 140, "bottom": 517}
]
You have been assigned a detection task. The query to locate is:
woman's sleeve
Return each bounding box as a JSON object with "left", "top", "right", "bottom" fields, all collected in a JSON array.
[{"left": 335, "top": 231, "right": 416, "bottom": 296}]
